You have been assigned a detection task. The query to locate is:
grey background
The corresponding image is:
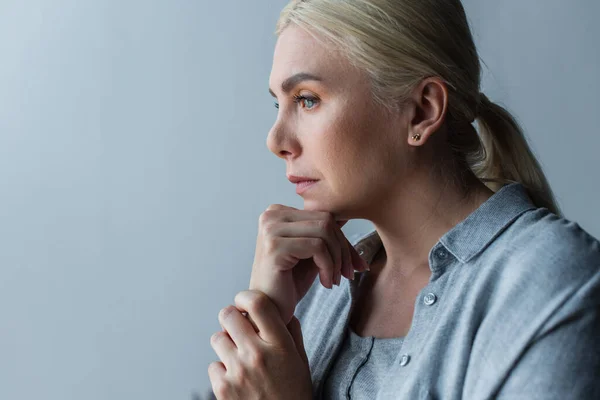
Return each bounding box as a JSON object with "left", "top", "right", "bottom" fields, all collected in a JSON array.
[{"left": 0, "top": 1, "right": 597, "bottom": 399}]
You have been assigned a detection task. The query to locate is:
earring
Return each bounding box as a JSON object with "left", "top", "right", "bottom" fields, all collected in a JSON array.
[{"left": 412, "top": 133, "right": 421, "bottom": 142}]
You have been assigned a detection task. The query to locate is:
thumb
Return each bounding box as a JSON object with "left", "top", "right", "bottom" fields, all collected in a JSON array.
[{"left": 287, "top": 315, "right": 309, "bottom": 367}]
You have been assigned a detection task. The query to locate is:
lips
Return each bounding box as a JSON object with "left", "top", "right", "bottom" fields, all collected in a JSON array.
[
  {"left": 295, "top": 180, "right": 319, "bottom": 194},
  {"left": 287, "top": 175, "right": 319, "bottom": 184}
]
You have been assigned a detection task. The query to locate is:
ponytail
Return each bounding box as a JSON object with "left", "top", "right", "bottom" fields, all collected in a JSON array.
[{"left": 472, "top": 93, "right": 562, "bottom": 216}]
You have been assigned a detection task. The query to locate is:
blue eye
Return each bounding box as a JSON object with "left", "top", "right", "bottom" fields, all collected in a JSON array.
[
  {"left": 273, "top": 95, "right": 319, "bottom": 110},
  {"left": 293, "top": 94, "right": 318, "bottom": 110}
]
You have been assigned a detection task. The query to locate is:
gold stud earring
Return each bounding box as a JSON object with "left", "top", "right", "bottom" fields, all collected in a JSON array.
[{"left": 412, "top": 133, "right": 422, "bottom": 142}]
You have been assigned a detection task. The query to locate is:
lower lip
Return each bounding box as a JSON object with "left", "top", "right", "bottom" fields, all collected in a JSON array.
[{"left": 296, "top": 180, "right": 319, "bottom": 194}]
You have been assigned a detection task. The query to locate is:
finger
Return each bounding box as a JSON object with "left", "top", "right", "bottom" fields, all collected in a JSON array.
[
  {"left": 276, "top": 236, "right": 336, "bottom": 289},
  {"left": 209, "top": 330, "right": 237, "bottom": 370},
  {"left": 348, "top": 237, "right": 370, "bottom": 272},
  {"left": 263, "top": 207, "right": 347, "bottom": 229},
  {"left": 287, "top": 315, "right": 308, "bottom": 367},
  {"left": 341, "top": 229, "right": 354, "bottom": 280},
  {"left": 329, "top": 222, "right": 343, "bottom": 286},
  {"left": 318, "top": 217, "right": 342, "bottom": 287},
  {"left": 264, "top": 208, "right": 334, "bottom": 224},
  {"left": 335, "top": 219, "right": 351, "bottom": 279},
  {"left": 261, "top": 208, "right": 360, "bottom": 281},
  {"left": 266, "top": 205, "right": 346, "bottom": 228},
  {"left": 266, "top": 204, "right": 299, "bottom": 211},
  {"left": 207, "top": 361, "right": 227, "bottom": 397},
  {"left": 234, "top": 290, "right": 291, "bottom": 346},
  {"left": 332, "top": 224, "right": 350, "bottom": 283},
  {"left": 218, "top": 305, "right": 259, "bottom": 349},
  {"left": 240, "top": 311, "right": 260, "bottom": 333},
  {"left": 265, "top": 217, "right": 341, "bottom": 287}
]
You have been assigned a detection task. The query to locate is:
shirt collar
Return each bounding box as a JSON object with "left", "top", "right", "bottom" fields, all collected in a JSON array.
[{"left": 353, "top": 182, "right": 538, "bottom": 268}]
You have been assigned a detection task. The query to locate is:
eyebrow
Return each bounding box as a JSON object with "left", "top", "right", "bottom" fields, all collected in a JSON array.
[{"left": 269, "top": 72, "right": 324, "bottom": 98}]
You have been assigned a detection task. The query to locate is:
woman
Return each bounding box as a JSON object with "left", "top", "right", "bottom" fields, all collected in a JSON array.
[{"left": 207, "top": 0, "right": 600, "bottom": 399}]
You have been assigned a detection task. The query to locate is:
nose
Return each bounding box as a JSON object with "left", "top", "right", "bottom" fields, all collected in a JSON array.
[{"left": 266, "top": 120, "right": 295, "bottom": 159}]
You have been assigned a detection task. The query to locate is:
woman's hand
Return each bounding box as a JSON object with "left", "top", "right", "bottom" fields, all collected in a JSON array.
[
  {"left": 208, "top": 290, "right": 312, "bottom": 400},
  {"left": 249, "top": 204, "right": 370, "bottom": 325}
]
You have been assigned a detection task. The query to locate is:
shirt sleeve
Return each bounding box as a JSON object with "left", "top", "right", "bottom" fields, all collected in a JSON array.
[{"left": 496, "top": 278, "right": 600, "bottom": 399}]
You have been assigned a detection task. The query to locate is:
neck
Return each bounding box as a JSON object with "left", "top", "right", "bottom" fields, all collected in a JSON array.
[{"left": 364, "top": 171, "right": 494, "bottom": 279}]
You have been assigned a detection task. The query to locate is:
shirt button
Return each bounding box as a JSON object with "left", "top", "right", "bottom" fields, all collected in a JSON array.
[
  {"left": 399, "top": 354, "right": 411, "bottom": 366},
  {"left": 424, "top": 293, "right": 437, "bottom": 306},
  {"left": 358, "top": 249, "right": 365, "bottom": 256},
  {"left": 436, "top": 248, "right": 448, "bottom": 259}
]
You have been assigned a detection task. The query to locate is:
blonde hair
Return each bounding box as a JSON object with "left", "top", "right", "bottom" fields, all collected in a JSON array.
[{"left": 275, "top": 0, "right": 561, "bottom": 216}]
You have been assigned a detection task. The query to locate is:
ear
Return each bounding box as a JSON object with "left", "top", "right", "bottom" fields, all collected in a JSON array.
[{"left": 406, "top": 77, "right": 448, "bottom": 146}]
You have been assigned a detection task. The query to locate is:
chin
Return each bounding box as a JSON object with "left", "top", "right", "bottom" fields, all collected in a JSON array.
[{"left": 302, "top": 195, "right": 348, "bottom": 217}]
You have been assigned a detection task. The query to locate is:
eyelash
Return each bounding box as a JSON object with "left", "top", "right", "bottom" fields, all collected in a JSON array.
[{"left": 274, "top": 94, "right": 319, "bottom": 110}]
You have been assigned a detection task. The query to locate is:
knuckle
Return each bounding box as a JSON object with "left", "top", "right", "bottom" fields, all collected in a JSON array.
[
  {"left": 245, "top": 348, "right": 266, "bottom": 369},
  {"left": 259, "top": 210, "right": 273, "bottom": 225},
  {"left": 319, "top": 210, "right": 332, "bottom": 220},
  {"left": 264, "top": 236, "right": 280, "bottom": 253},
  {"left": 208, "top": 361, "right": 219, "bottom": 374},
  {"left": 266, "top": 204, "right": 282, "bottom": 211},
  {"left": 310, "top": 237, "right": 325, "bottom": 250},
  {"left": 210, "top": 331, "right": 225, "bottom": 345},
  {"left": 316, "top": 218, "right": 330, "bottom": 232},
  {"left": 262, "top": 220, "right": 277, "bottom": 236},
  {"left": 233, "top": 290, "right": 246, "bottom": 306},
  {"left": 219, "top": 306, "right": 234, "bottom": 321},
  {"left": 247, "top": 292, "right": 272, "bottom": 315},
  {"left": 230, "top": 369, "right": 248, "bottom": 388},
  {"left": 314, "top": 219, "right": 326, "bottom": 230},
  {"left": 208, "top": 363, "right": 228, "bottom": 394}
]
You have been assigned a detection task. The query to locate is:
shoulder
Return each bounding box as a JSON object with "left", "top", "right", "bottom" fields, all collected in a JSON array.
[
  {"left": 514, "top": 207, "right": 599, "bottom": 255},
  {"left": 469, "top": 210, "right": 600, "bottom": 397},
  {"left": 479, "top": 207, "right": 600, "bottom": 335},
  {"left": 499, "top": 207, "right": 600, "bottom": 282}
]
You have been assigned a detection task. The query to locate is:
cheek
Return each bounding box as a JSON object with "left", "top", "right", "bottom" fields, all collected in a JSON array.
[
  {"left": 333, "top": 120, "right": 403, "bottom": 189},
  {"left": 307, "top": 101, "right": 400, "bottom": 186},
  {"left": 315, "top": 118, "right": 377, "bottom": 189},
  {"left": 318, "top": 119, "right": 362, "bottom": 170}
]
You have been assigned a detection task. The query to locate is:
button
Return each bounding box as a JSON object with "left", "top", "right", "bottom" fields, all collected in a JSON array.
[
  {"left": 436, "top": 248, "right": 448, "bottom": 259},
  {"left": 424, "top": 293, "right": 437, "bottom": 306},
  {"left": 399, "top": 354, "right": 411, "bottom": 366},
  {"left": 358, "top": 249, "right": 365, "bottom": 256}
]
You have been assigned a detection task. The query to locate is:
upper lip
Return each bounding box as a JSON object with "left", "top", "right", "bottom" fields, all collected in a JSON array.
[{"left": 287, "top": 175, "right": 319, "bottom": 184}]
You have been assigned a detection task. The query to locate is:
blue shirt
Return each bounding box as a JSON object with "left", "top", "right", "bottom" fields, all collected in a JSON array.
[
  {"left": 322, "top": 324, "right": 405, "bottom": 399},
  {"left": 294, "top": 182, "right": 600, "bottom": 399}
]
